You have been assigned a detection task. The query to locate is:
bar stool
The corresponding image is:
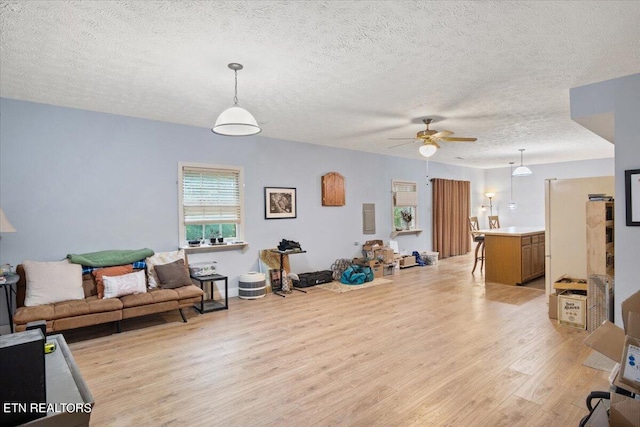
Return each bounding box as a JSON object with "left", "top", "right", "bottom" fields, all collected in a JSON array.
[
  {"left": 468, "top": 216, "right": 485, "bottom": 274},
  {"left": 488, "top": 215, "right": 500, "bottom": 229}
]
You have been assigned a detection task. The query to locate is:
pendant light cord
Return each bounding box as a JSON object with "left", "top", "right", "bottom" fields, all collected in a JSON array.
[
  {"left": 510, "top": 163, "right": 514, "bottom": 199},
  {"left": 233, "top": 69, "right": 239, "bottom": 105}
]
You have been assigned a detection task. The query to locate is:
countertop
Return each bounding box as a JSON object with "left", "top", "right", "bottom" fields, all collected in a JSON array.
[{"left": 478, "top": 226, "right": 545, "bottom": 237}]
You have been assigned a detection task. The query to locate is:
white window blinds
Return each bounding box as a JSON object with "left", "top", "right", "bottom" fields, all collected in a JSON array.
[
  {"left": 393, "top": 181, "right": 417, "bottom": 206},
  {"left": 182, "top": 166, "right": 241, "bottom": 225}
]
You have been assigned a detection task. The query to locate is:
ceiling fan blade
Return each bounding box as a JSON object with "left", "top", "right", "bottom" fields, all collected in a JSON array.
[
  {"left": 431, "top": 130, "right": 454, "bottom": 139},
  {"left": 388, "top": 137, "right": 417, "bottom": 140},
  {"left": 439, "top": 137, "right": 477, "bottom": 142},
  {"left": 388, "top": 140, "right": 419, "bottom": 149}
]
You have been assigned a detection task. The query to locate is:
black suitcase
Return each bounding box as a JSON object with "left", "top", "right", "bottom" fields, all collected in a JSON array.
[{"left": 297, "top": 270, "right": 333, "bottom": 287}]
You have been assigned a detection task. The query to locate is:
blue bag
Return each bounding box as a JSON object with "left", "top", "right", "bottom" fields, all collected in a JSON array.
[{"left": 340, "top": 265, "right": 374, "bottom": 284}]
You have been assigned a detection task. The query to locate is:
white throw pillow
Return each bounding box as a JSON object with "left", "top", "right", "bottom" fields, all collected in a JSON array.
[
  {"left": 145, "top": 250, "right": 186, "bottom": 288},
  {"left": 103, "top": 270, "right": 147, "bottom": 299},
  {"left": 23, "top": 260, "right": 84, "bottom": 307}
]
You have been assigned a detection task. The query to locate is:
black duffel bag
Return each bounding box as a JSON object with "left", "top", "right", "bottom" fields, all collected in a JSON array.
[{"left": 297, "top": 270, "right": 333, "bottom": 287}]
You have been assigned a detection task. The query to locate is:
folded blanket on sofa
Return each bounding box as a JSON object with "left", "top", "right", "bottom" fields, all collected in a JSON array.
[{"left": 67, "top": 248, "right": 155, "bottom": 267}]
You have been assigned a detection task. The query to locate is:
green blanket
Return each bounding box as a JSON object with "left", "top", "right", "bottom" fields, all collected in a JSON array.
[{"left": 66, "top": 248, "right": 155, "bottom": 267}]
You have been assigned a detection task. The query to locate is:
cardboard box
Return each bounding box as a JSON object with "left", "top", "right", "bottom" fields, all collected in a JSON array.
[
  {"left": 362, "top": 240, "right": 383, "bottom": 257},
  {"left": 549, "top": 292, "right": 558, "bottom": 320},
  {"left": 352, "top": 258, "right": 380, "bottom": 268},
  {"left": 399, "top": 256, "right": 416, "bottom": 268},
  {"left": 553, "top": 275, "right": 588, "bottom": 292},
  {"left": 383, "top": 264, "right": 394, "bottom": 276},
  {"left": 558, "top": 291, "right": 587, "bottom": 329},
  {"left": 610, "top": 392, "right": 640, "bottom": 427},
  {"left": 371, "top": 264, "right": 383, "bottom": 279},
  {"left": 584, "top": 290, "right": 640, "bottom": 397},
  {"left": 374, "top": 247, "right": 395, "bottom": 264}
]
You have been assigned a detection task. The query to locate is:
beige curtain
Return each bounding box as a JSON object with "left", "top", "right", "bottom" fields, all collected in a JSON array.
[{"left": 432, "top": 178, "right": 471, "bottom": 258}]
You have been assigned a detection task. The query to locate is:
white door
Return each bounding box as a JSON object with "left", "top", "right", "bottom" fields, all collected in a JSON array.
[{"left": 545, "top": 176, "right": 614, "bottom": 299}]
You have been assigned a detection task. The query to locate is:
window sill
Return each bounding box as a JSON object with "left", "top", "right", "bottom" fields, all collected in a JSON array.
[
  {"left": 180, "top": 242, "right": 249, "bottom": 254},
  {"left": 390, "top": 229, "right": 423, "bottom": 238}
]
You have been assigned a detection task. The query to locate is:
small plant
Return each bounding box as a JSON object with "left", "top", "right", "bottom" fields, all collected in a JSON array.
[
  {"left": 401, "top": 210, "right": 413, "bottom": 224},
  {"left": 400, "top": 210, "right": 413, "bottom": 230}
]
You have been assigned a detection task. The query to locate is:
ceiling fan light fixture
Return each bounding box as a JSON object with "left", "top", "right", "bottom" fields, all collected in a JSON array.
[
  {"left": 212, "top": 63, "right": 261, "bottom": 137},
  {"left": 512, "top": 149, "right": 532, "bottom": 177},
  {"left": 419, "top": 143, "right": 438, "bottom": 158}
]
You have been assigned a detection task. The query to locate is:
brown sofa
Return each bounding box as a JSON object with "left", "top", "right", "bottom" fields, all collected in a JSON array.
[{"left": 13, "top": 265, "right": 204, "bottom": 333}]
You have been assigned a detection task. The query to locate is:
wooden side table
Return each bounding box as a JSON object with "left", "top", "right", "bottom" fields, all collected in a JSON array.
[
  {"left": 0, "top": 274, "right": 19, "bottom": 334},
  {"left": 190, "top": 274, "right": 228, "bottom": 313}
]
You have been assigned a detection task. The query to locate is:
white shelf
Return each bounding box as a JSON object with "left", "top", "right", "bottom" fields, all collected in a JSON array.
[
  {"left": 181, "top": 242, "right": 249, "bottom": 254},
  {"left": 390, "top": 229, "right": 423, "bottom": 238}
]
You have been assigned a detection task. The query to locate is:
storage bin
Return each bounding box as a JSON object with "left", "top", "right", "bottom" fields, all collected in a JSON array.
[{"left": 421, "top": 251, "right": 439, "bottom": 265}]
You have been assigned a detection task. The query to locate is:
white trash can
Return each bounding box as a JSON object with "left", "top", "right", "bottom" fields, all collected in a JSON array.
[{"left": 238, "top": 272, "right": 266, "bottom": 299}]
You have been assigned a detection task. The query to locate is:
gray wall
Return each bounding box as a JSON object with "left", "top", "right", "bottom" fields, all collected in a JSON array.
[
  {"left": 0, "top": 98, "right": 484, "bottom": 320},
  {"left": 483, "top": 158, "right": 615, "bottom": 229},
  {"left": 0, "top": 95, "right": 629, "bottom": 330},
  {"left": 570, "top": 73, "right": 640, "bottom": 326}
]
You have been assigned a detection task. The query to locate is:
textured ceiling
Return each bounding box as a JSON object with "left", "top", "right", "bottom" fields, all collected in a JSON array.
[{"left": 1, "top": 1, "right": 639, "bottom": 168}]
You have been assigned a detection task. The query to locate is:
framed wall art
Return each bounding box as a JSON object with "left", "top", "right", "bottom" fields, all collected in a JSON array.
[
  {"left": 626, "top": 169, "right": 640, "bottom": 226},
  {"left": 264, "top": 187, "right": 297, "bottom": 219}
]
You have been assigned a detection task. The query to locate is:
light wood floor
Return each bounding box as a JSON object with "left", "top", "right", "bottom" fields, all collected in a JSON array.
[{"left": 66, "top": 253, "right": 609, "bottom": 426}]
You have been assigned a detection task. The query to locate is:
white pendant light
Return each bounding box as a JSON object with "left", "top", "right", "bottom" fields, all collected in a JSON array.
[
  {"left": 512, "top": 148, "right": 532, "bottom": 176},
  {"left": 419, "top": 142, "right": 438, "bottom": 158},
  {"left": 212, "top": 63, "right": 261, "bottom": 136}
]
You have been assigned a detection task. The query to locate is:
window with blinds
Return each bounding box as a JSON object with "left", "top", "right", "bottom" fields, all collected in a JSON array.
[
  {"left": 179, "top": 163, "right": 244, "bottom": 244},
  {"left": 392, "top": 180, "right": 417, "bottom": 230}
]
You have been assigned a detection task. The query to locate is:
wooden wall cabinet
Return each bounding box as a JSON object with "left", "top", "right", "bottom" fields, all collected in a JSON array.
[
  {"left": 586, "top": 201, "right": 614, "bottom": 277},
  {"left": 321, "top": 172, "right": 345, "bottom": 206}
]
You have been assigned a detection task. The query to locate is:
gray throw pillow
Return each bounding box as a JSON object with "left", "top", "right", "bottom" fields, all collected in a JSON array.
[{"left": 154, "top": 259, "right": 192, "bottom": 289}]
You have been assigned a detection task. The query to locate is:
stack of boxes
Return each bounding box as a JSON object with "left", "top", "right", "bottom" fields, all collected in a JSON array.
[{"left": 360, "top": 240, "right": 396, "bottom": 277}]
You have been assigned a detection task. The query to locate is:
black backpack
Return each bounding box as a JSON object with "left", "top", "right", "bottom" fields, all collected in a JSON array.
[{"left": 278, "top": 239, "right": 301, "bottom": 251}]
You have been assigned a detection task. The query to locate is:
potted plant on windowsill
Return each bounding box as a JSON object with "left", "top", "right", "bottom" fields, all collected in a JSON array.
[
  {"left": 210, "top": 231, "right": 223, "bottom": 245},
  {"left": 401, "top": 210, "right": 413, "bottom": 231}
]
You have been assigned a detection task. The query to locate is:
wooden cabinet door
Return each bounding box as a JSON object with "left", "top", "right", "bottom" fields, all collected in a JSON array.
[
  {"left": 322, "top": 172, "right": 345, "bottom": 206},
  {"left": 532, "top": 240, "right": 544, "bottom": 277},
  {"left": 521, "top": 241, "right": 533, "bottom": 282},
  {"left": 536, "top": 238, "right": 545, "bottom": 276}
]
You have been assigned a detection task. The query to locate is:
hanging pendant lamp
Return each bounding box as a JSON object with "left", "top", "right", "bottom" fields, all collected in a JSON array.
[
  {"left": 212, "top": 63, "right": 261, "bottom": 136},
  {"left": 512, "top": 148, "right": 532, "bottom": 176}
]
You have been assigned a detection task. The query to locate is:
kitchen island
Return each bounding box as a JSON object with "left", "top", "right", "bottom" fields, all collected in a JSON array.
[{"left": 481, "top": 226, "right": 545, "bottom": 286}]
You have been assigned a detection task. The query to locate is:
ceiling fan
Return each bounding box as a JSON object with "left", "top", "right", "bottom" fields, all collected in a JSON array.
[{"left": 389, "top": 118, "right": 477, "bottom": 157}]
